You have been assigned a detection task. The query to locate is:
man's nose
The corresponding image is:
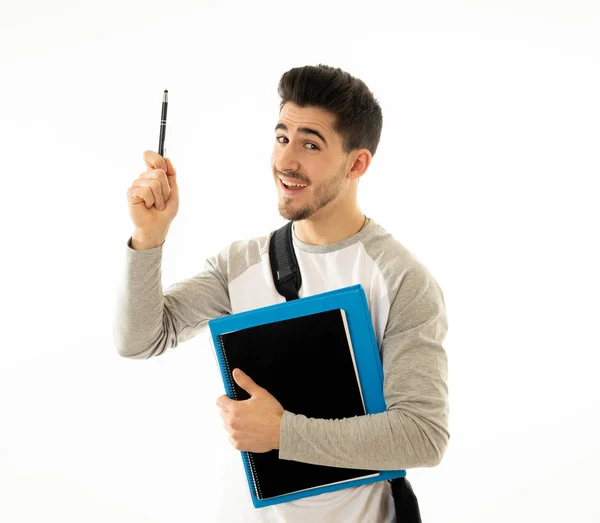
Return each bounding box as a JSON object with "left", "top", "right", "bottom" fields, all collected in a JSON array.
[{"left": 275, "top": 143, "right": 301, "bottom": 173}]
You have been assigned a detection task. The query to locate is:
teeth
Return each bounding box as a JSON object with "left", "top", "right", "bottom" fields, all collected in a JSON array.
[{"left": 282, "top": 180, "right": 307, "bottom": 188}]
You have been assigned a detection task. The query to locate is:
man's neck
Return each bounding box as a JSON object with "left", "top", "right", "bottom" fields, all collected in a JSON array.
[{"left": 293, "top": 210, "right": 368, "bottom": 246}]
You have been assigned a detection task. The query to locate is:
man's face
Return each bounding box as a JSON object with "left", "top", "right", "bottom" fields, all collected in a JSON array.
[{"left": 271, "top": 103, "right": 350, "bottom": 221}]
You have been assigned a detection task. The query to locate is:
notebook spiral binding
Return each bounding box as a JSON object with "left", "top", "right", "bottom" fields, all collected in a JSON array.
[{"left": 216, "top": 334, "right": 263, "bottom": 500}]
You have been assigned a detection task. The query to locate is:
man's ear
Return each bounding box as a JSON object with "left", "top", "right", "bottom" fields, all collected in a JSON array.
[{"left": 347, "top": 149, "right": 372, "bottom": 181}]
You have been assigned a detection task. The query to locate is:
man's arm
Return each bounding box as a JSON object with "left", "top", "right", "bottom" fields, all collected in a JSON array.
[
  {"left": 113, "top": 237, "right": 231, "bottom": 359},
  {"left": 278, "top": 264, "right": 449, "bottom": 470}
]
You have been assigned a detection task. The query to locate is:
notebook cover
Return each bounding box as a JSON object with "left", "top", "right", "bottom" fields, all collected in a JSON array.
[
  {"left": 208, "top": 284, "right": 406, "bottom": 508},
  {"left": 217, "top": 309, "right": 378, "bottom": 500}
]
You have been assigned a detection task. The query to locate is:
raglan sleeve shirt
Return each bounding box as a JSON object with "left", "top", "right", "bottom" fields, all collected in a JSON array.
[
  {"left": 114, "top": 236, "right": 449, "bottom": 471},
  {"left": 278, "top": 264, "right": 450, "bottom": 470}
]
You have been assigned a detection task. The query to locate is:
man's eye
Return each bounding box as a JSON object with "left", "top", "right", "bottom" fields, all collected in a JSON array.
[{"left": 276, "top": 136, "right": 318, "bottom": 151}]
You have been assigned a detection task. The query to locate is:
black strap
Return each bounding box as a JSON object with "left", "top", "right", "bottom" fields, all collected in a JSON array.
[
  {"left": 268, "top": 221, "right": 421, "bottom": 522},
  {"left": 389, "top": 477, "right": 422, "bottom": 523},
  {"left": 269, "top": 221, "right": 302, "bottom": 301}
]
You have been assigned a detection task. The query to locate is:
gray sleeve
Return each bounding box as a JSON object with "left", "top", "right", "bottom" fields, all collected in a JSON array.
[
  {"left": 113, "top": 237, "right": 231, "bottom": 359},
  {"left": 278, "top": 264, "right": 449, "bottom": 470}
]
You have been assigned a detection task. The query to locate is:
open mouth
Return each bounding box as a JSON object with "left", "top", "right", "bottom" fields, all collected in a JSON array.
[{"left": 279, "top": 177, "right": 308, "bottom": 194}]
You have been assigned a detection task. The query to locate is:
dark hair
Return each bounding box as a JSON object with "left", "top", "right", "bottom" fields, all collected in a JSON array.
[{"left": 277, "top": 64, "right": 383, "bottom": 157}]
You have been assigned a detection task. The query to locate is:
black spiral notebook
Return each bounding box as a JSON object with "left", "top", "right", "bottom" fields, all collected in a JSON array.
[
  {"left": 208, "top": 285, "right": 406, "bottom": 509},
  {"left": 212, "top": 308, "right": 378, "bottom": 501}
]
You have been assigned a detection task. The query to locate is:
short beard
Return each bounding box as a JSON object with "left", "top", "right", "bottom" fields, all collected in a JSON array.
[{"left": 278, "top": 164, "right": 347, "bottom": 222}]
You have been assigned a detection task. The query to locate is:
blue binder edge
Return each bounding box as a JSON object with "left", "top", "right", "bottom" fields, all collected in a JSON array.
[{"left": 208, "top": 284, "right": 406, "bottom": 509}]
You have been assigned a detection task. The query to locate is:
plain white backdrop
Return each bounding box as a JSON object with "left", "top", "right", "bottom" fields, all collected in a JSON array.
[{"left": 1, "top": 1, "right": 599, "bottom": 521}]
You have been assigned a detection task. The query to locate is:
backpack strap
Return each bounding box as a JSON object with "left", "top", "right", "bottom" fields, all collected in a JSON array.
[{"left": 269, "top": 221, "right": 301, "bottom": 301}]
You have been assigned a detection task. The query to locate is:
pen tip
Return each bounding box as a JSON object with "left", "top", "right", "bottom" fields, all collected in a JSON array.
[{"left": 164, "top": 89, "right": 168, "bottom": 93}]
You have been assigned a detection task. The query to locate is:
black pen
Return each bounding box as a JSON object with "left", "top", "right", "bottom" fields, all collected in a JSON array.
[{"left": 158, "top": 89, "right": 168, "bottom": 157}]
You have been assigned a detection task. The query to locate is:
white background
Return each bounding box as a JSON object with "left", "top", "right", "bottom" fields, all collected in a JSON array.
[{"left": 1, "top": 1, "right": 599, "bottom": 521}]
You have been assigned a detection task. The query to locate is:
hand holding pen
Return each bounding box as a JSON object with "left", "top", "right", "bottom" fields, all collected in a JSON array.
[{"left": 126, "top": 90, "right": 179, "bottom": 250}]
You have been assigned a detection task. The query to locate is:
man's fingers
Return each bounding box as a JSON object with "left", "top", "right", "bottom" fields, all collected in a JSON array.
[
  {"left": 139, "top": 169, "right": 170, "bottom": 203},
  {"left": 229, "top": 436, "right": 243, "bottom": 451},
  {"left": 216, "top": 394, "right": 234, "bottom": 412},
  {"left": 132, "top": 178, "right": 166, "bottom": 210},
  {"left": 127, "top": 185, "right": 155, "bottom": 209},
  {"left": 143, "top": 150, "right": 166, "bottom": 171},
  {"left": 232, "top": 369, "right": 264, "bottom": 398},
  {"left": 142, "top": 151, "right": 176, "bottom": 192}
]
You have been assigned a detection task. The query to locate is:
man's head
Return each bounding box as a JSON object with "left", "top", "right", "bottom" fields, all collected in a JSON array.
[{"left": 271, "top": 64, "right": 383, "bottom": 222}]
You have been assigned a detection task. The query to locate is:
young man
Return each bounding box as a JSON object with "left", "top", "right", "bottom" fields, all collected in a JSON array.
[{"left": 114, "top": 64, "right": 449, "bottom": 522}]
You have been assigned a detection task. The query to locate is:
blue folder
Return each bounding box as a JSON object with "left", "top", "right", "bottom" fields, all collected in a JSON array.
[{"left": 208, "top": 284, "right": 406, "bottom": 508}]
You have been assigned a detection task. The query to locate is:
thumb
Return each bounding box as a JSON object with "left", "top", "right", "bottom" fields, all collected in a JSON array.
[
  {"left": 165, "top": 157, "right": 178, "bottom": 189},
  {"left": 143, "top": 149, "right": 166, "bottom": 171},
  {"left": 233, "top": 369, "right": 261, "bottom": 397}
]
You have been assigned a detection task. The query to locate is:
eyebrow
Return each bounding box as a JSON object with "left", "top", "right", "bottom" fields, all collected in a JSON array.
[{"left": 275, "top": 123, "right": 328, "bottom": 147}]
